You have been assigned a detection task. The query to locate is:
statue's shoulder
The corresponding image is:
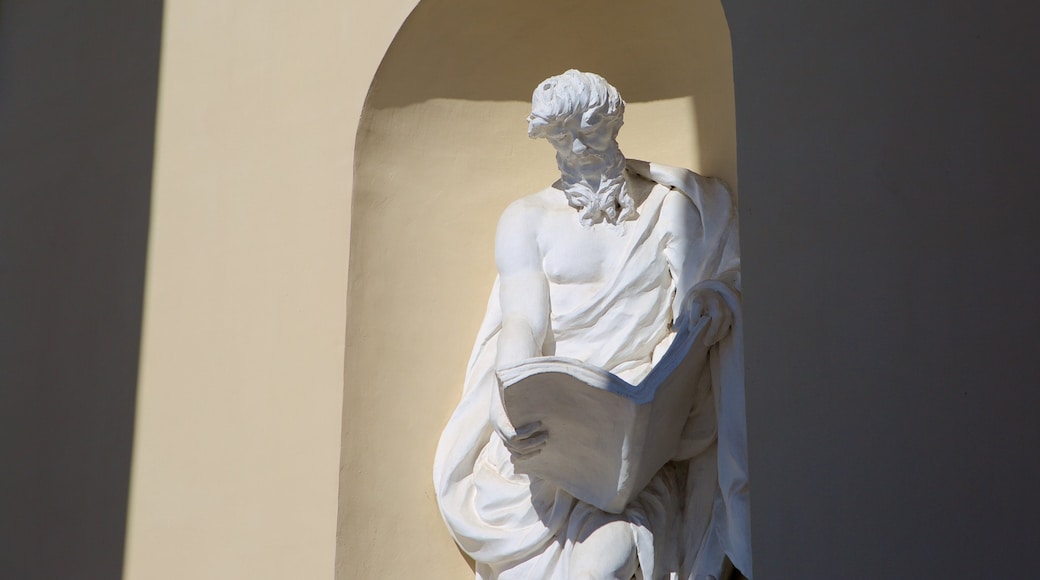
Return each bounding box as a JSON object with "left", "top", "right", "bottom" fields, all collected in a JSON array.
[
  {"left": 497, "top": 187, "right": 558, "bottom": 236},
  {"left": 637, "top": 160, "right": 731, "bottom": 197},
  {"left": 501, "top": 187, "right": 564, "bottom": 219},
  {"left": 629, "top": 159, "right": 735, "bottom": 217}
]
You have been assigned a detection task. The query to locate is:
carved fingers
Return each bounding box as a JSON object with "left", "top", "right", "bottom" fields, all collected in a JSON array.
[
  {"left": 501, "top": 421, "right": 548, "bottom": 459},
  {"left": 704, "top": 290, "right": 734, "bottom": 346},
  {"left": 686, "top": 288, "right": 734, "bottom": 347}
]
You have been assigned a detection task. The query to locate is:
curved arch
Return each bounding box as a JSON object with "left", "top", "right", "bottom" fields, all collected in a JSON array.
[{"left": 338, "top": 1, "right": 736, "bottom": 577}]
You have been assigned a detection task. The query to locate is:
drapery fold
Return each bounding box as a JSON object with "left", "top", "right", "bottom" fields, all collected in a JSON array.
[{"left": 433, "top": 162, "right": 751, "bottom": 579}]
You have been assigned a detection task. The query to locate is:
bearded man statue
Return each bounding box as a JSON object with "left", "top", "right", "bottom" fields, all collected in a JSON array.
[{"left": 434, "top": 70, "right": 752, "bottom": 580}]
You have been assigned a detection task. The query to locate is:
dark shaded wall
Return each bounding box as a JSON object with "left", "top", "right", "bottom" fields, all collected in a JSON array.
[
  {"left": 726, "top": 1, "right": 1040, "bottom": 576},
  {"left": 0, "top": 1, "right": 163, "bottom": 578}
]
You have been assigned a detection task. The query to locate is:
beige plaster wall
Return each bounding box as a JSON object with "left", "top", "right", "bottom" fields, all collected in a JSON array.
[
  {"left": 122, "top": 1, "right": 732, "bottom": 577},
  {"left": 338, "top": 1, "right": 735, "bottom": 577},
  {"left": 123, "top": 0, "right": 417, "bottom": 578}
]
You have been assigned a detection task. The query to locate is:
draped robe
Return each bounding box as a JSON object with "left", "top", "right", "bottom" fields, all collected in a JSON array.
[{"left": 433, "top": 161, "right": 751, "bottom": 579}]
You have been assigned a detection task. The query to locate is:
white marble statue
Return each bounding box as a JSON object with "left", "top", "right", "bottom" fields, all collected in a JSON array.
[{"left": 434, "top": 70, "right": 751, "bottom": 580}]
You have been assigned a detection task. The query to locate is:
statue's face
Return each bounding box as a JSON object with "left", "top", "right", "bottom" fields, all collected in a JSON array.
[{"left": 541, "top": 108, "right": 619, "bottom": 171}]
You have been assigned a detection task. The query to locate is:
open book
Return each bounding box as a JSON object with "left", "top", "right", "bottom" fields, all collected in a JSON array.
[{"left": 496, "top": 316, "right": 712, "bottom": 514}]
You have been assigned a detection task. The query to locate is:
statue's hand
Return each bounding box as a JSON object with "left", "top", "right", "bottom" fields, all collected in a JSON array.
[
  {"left": 490, "top": 372, "right": 548, "bottom": 458},
  {"left": 684, "top": 287, "right": 734, "bottom": 347},
  {"left": 495, "top": 419, "right": 548, "bottom": 459}
]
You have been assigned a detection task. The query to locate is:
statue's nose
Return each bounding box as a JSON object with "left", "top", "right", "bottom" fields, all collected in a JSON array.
[{"left": 571, "top": 137, "right": 587, "bottom": 154}]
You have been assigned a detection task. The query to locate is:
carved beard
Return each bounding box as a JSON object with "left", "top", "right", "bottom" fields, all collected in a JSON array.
[{"left": 557, "top": 146, "right": 637, "bottom": 228}]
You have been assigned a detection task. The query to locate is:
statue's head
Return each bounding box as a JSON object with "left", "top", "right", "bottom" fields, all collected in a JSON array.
[
  {"left": 527, "top": 70, "right": 626, "bottom": 161},
  {"left": 528, "top": 70, "right": 635, "bottom": 227}
]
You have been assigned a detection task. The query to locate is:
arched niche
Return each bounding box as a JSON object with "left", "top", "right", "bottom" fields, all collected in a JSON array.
[{"left": 338, "top": 1, "right": 736, "bottom": 577}]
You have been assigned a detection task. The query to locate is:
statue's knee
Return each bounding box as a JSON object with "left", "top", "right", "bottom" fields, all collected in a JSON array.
[{"left": 571, "top": 521, "right": 638, "bottom": 580}]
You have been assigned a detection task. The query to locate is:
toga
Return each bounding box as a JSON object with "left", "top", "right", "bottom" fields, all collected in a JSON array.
[{"left": 433, "top": 161, "right": 751, "bottom": 579}]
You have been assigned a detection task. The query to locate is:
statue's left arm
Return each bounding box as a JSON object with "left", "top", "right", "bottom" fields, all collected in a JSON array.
[
  {"left": 661, "top": 188, "right": 738, "bottom": 346},
  {"left": 657, "top": 171, "right": 752, "bottom": 578}
]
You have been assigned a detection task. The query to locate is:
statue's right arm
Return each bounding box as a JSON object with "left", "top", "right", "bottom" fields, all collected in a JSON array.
[
  {"left": 494, "top": 201, "right": 550, "bottom": 370},
  {"left": 489, "top": 201, "right": 550, "bottom": 456}
]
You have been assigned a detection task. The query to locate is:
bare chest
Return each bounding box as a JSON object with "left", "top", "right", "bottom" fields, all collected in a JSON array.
[{"left": 538, "top": 211, "right": 632, "bottom": 286}]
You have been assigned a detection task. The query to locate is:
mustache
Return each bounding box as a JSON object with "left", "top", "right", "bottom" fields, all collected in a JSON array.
[
  {"left": 558, "top": 147, "right": 625, "bottom": 178},
  {"left": 561, "top": 150, "right": 606, "bottom": 163}
]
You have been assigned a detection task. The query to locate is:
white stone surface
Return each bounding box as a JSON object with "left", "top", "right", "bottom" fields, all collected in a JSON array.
[
  {"left": 497, "top": 314, "right": 713, "bottom": 515},
  {"left": 434, "top": 70, "right": 751, "bottom": 579}
]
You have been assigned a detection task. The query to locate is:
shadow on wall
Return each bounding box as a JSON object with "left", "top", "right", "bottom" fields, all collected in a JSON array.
[
  {"left": 0, "top": 0, "right": 163, "bottom": 578},
  {"left": 367, "top": 0, "right": 736, "bottom": 185},
  {"left": 338, "top": 0, "right": 735, "bottom": 578}
]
